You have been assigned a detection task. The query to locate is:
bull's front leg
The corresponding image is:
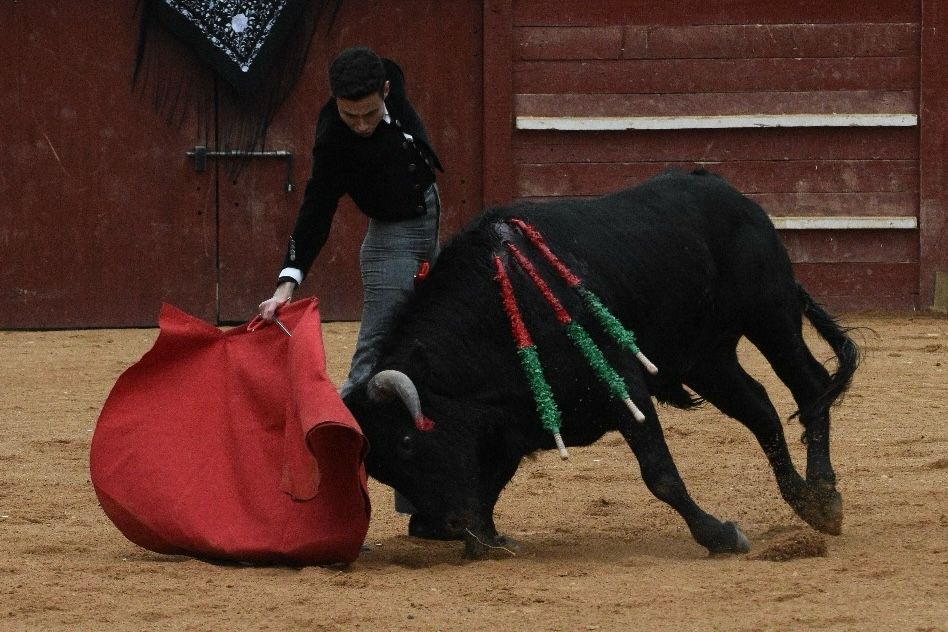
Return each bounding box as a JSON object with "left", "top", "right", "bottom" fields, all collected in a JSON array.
[
  {"left": 461, "top": 511, "right": 521, "bottom": 559},
  {"left": 618, "top": 400, "right": 750, "bottom": 555},
  {"left": 446, "top": 484, "right": 521, "bottom": 558},
  {"left": 459, "top": 441, "right": 526, "bottom": 558}
]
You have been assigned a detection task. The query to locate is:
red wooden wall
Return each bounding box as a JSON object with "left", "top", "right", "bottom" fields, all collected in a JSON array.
[
  {"left": 0, "top": 1, "right": 484, "bottom": 327},
  {"left": 484, "top": 0, "right": 947, "bottom": 312},
  {"left": 1, "top": 3, "right": 219, "bottom": 327},
  {"left": 2, "top": 1, "right": 946, "bottom": 327}
]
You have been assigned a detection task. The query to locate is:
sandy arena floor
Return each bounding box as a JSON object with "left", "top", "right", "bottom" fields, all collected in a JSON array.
[{"left": 1, "top": 311, "right": 946, "bottom": 631}]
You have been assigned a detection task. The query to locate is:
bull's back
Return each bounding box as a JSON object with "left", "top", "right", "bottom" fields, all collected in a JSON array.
[
  {"left": 504, "top": 169, "right": 787, "bottom": 303},
  {"left": 489, "top": 169, "right": 794, "bottom": 374},
  {"left": 396, "top": 169, "right": 794, "bottom": 390}
]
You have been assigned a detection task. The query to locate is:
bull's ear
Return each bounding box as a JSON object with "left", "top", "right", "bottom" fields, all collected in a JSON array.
[{"left": 406, "top": 340, "right": 432, "bottom": 385}]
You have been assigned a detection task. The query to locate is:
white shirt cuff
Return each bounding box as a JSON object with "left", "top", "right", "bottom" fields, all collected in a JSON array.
[{"left": 278, "top": 267, "right": 303, "bottom": 284}]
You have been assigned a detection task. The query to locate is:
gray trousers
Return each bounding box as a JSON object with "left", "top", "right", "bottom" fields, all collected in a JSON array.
[
  {"left": 340, "top": 182, "right": 441, "bottom": 396},
  {"left": 340, "top": 184, "right": 440, "bottom": 516}
]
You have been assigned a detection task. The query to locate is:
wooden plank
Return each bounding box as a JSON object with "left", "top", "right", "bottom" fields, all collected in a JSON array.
[
  {"left": 514, "top": 58, "right": 919, "bottom": 94},
  {"left": 628, "top": 23, "right": 919, "bottom": 60},
  {"left": 750, "top": 193, "right": 918, "bottom": 217},
  {"left": 515, "top": 160, "right": 918, "bottom": 197},
  {"left": 798, "top": 262, "right": 920, "bottom": 296},
  {"left": 779, "top": 230, "right": 918, "bottom": 263},
  {"left": 793, "top": 262, "right": 920, "bottom": 311},
  {"left": 919, "top": 0, "right": 948, "bottom": 308},
  {"left": 513, "top": 128, "right": 919, "bottom": 163},
  {"left": 514, "top": 192, "right": 919, "bottom": 221},
  {"left": 483, "top": 0, "right": 515, "bottom": 206},
  {"left": 516, "top": 24, "right": 919, "bottom": 60},
  {"left": 802, "top": 292, "right": 918, "bottom": 312},
  {"left": 517, "top": 26, "right": 624, "bottom": 60},
  {"left": 515, "top": 91, "right": 917, "bottom": 118},
  {"left": 518, "top": 113, "right": 918, "bottom": 131},
  {"left": 516, "top": 178, "right": 918, "bottom": 218},
  {"left": 513, "top": 0, "right": 920, "bottom": 27},
  {"left": 796, "top": 263, "right": 920, "bottom": 298},
  {"left": 515, "top": 163, "right": 656, "bottom": 197},
  {"left": 705, "top": 160, "right": 918, "bottom": 193},
  {"left": 772, "top": 217, "right": 917, "bottom": 230}
]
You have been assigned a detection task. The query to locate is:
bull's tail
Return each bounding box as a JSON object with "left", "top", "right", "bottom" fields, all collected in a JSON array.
[{"left": 797, "top": 284, "right": 861, "bottom": 419}]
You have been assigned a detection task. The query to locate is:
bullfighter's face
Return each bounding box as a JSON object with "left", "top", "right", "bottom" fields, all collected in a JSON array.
[{"left": 336, "top": 81, "right": 391, "bottom": 138}]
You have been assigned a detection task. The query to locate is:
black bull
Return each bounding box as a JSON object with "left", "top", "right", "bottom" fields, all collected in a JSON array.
[{"left": 343, "top": 169, "right": 860, "bottom": 558}]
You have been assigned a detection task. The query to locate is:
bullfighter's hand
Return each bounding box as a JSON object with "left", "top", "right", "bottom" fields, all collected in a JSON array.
[{"left": 258, "top": 281, "right": 295, "bottom": 321}]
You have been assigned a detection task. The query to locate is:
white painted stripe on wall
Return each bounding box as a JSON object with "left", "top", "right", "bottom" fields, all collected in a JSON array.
[
  {"left": 516, "top": 113, "right": 919, "bottom": 131},
  {"left": 770, "top": 216, "right": 918, "bottom": 230}
]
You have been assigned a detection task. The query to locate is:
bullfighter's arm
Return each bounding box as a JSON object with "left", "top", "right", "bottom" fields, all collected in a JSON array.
[
  {"left": 277, "top": 127, "right": 345, "bottom": 286},
  {"left": 260, "top": 116, "right": 345, "bottom": 321}
]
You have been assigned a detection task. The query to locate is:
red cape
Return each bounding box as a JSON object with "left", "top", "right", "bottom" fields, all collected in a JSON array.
[{"left": 90, "top": 299, "right": 370, "bottom": 565}]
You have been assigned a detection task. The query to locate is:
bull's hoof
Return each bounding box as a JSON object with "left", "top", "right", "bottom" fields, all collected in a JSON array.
[
  {"left": 408, "top": 514, "right": 464, "bottom": 541},
  {"left": 463, "top": 532, "right": 520, "bottom": 559},
  {"left": 706, "top": 521, "right": 750, "bottom": 555},
  {"left": 795, "top": 484, "right": 843, "bottom": 536}
]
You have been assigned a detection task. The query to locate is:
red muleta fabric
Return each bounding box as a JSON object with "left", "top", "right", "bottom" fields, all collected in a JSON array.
[{"left": 90, "top": 298, "right": 370, "bottom": 565}]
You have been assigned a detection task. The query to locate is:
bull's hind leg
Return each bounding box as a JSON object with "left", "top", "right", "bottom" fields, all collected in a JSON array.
[
  {"left": 746, "top": 311, "right": 845, "bottom": 534},
  {"left": 747, "top": 329, "right": 837, "bottom": 482},
  {"left": 617, "top": 399, "right": 749, "bottom": 555},
  {"left": 686, "top": 346, "right": 842, "bottom": 535}
]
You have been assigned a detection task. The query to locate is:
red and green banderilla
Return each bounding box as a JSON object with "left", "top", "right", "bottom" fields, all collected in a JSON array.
[
  {"left": 493, "top": 254, "right": 570, "bottom": 459},
  {"left": 508, "top": 218, "right": 658, "bottom": 376},
  {"left": 502, "top": 242, "right": 648, "bottom": 425}
]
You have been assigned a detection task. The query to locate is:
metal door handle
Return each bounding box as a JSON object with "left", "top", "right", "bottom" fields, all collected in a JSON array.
[{"left": 186, "top": 146, "right": 295, "bottom": 192}]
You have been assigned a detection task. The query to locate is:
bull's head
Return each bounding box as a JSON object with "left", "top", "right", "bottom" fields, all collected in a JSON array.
[{"left": 349, "top": 367, "right": 524, "bottom": 554}]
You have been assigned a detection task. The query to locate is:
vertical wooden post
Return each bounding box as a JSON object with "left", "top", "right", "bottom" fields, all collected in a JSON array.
[
  {"left": 919, "top": 0, "right": 948, "bottom": 310},
  {"left": 482, "top": 0, "right": 514, "bottom": 207}
]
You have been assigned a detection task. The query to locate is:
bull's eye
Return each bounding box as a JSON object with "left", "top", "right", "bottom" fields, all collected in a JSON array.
[{"left": 396, "top": 434, "right": 414, "bottom": 459}]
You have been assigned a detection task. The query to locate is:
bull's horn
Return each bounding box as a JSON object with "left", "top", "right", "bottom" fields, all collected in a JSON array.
[{"left": 367, "top": 370, "right": 435, "bottom": 432}]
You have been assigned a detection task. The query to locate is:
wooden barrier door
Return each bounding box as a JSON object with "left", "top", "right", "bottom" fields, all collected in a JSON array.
[
  {"left": 1, "top": 3, "right": 217, "bottom": 327},
  {"left": 2, "top": 1, "right": 483, "bottom": 327}
]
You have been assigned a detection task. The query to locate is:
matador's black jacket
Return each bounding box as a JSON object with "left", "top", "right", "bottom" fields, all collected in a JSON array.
[{"left": 280, "top": 59, "right": 443, "bottom": 281}]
